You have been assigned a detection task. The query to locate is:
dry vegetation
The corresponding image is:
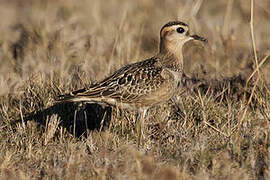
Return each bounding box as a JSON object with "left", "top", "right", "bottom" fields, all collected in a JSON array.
[{"left": 1, "top": 0, "right": 270, "bottom": 179}]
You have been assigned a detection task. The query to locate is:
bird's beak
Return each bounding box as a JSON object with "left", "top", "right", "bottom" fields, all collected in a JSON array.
[{"left": 190, "top": 34, "right": 207, "bottom": 43}]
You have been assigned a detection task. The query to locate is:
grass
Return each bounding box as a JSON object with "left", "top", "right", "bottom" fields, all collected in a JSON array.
[{"left": 1, "top": 0, "right": 270, "bottom": 179}]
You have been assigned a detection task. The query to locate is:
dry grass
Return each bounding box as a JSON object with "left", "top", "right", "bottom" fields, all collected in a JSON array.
[{"left": 1, "top": 0, "right": 270, "bottom": 179}]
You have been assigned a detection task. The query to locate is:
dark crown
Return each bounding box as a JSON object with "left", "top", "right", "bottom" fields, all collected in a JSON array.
[{"left": 160, "top": 21, "right": 188, "bottom": 34}]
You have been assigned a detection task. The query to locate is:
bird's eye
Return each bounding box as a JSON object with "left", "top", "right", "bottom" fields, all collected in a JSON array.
[{"left": 176, "top": 27, "right": 185, "bottom": 34}]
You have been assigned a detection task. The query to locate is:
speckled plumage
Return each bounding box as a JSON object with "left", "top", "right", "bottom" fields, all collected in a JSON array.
[{"left": 57, "top": 21, "right": 206, "bottom": 113}]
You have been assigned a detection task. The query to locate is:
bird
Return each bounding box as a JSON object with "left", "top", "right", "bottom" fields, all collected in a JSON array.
[{"left": 57, "top": 21, "right": 206, "bottom": 143}]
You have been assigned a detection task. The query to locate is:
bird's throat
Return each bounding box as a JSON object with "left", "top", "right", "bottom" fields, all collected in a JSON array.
[{"left": 159, "top": 41, "right": 184, "bottom": 72}]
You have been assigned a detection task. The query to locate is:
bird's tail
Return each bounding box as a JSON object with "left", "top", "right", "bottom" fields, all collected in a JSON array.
[
  {"left": 55, "top": 88, "right": 89, "bottom": 102},
  {"left": 55, "top": 94, "right": 73, "bottom": 102}
]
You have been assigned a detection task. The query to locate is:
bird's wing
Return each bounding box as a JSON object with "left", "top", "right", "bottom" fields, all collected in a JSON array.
[{"left": 56, "top": 57, "right": 168, "bottom": 103}]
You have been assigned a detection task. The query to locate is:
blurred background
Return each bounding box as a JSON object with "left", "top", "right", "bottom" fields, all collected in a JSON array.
[
  {"left": 0, "top": 0, "right": 269, "bottom": 96},
  {"left": 1, "top": 1, "right": 270, "bottom": 179}
]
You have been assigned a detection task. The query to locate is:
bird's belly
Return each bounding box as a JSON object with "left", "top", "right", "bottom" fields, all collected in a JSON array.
[
  {"left": 135, "top": 80, "right": 179, "bottom": 108},
  {"left": 86, "top": 97, "right": 139, "bottom": 110},
  {"left": 96, "top": 87, "right": 177, "bottom": 110}
]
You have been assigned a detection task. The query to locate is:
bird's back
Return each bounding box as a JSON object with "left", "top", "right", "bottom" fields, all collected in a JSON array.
[{"left": 57, "top": 56, "right": 181, "bottom": 110}]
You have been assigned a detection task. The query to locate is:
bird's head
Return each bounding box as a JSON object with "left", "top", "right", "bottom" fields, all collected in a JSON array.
[{"left": 159, "top": 21, "right": 206, "bottom": 54}]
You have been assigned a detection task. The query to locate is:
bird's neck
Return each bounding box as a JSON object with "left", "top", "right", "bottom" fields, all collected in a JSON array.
[{"left": 159, "top": 40, "right": 184, "bottom": 72}]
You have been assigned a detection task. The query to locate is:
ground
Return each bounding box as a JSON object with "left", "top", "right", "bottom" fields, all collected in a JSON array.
[{"left": 1, "top": 0, "right": 270, "bottom": 179}]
